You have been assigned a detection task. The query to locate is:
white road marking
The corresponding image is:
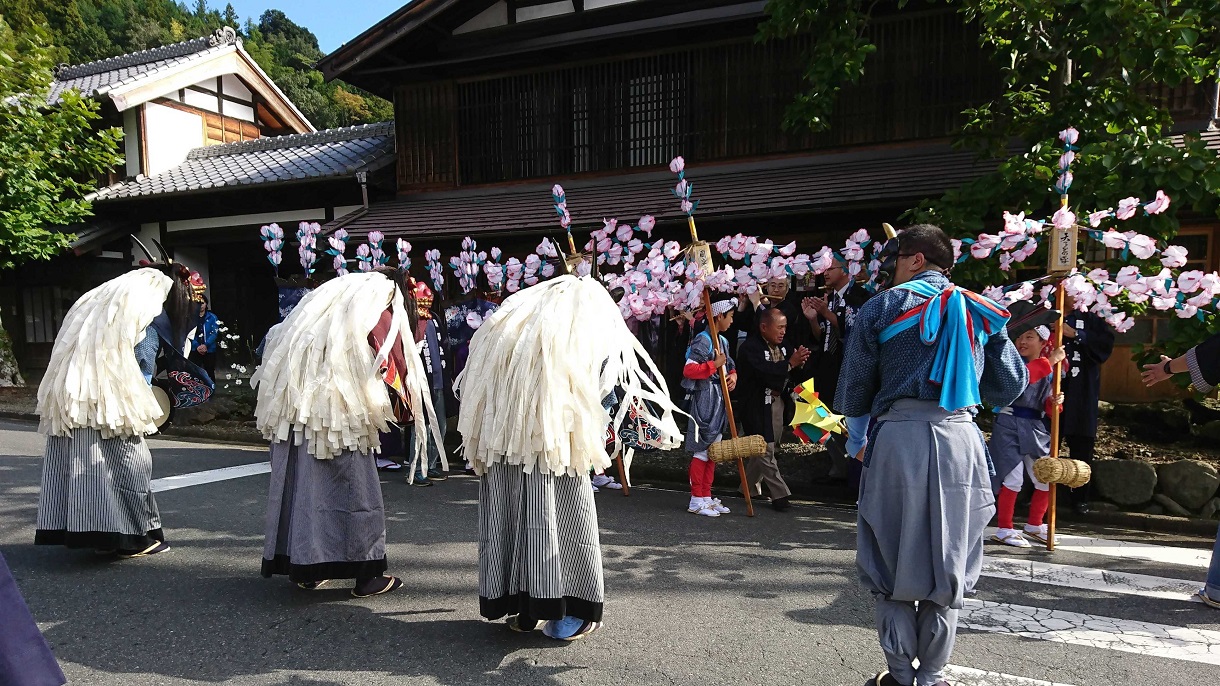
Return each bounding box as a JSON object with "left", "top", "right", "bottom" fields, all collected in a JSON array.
[
  {"left": 1052, "top": 534, "right": 1211, "bottom": 569},
  {"left": 961, "top": 599, "right": 1220, "bottom": 665},
  {"left": 982, "top": 556, "right": 1202, "bottom": 602},
  {"left": 150, "top": 462, "right": 271, "bottom": 492},
  {"left": 944, "top": 665, "right": 1076, "bottom": 685}
]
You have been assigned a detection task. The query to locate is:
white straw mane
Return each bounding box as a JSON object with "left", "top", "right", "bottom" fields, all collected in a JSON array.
[
  {"left": 252, "top": 272, "right": 443, "bottom": 466},
  {"left": 455, "top": 275, "right": 683, "bottom": 478},
  {"left": 37, "top": 268, "right": 172, "bottom": 439}
]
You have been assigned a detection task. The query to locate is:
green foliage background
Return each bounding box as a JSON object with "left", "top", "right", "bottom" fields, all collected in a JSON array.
[
  {"left": 761, "top": 0, "right": 1220, "bottom": 374},
  {"left": 0, "top": 0, "right": 392, "bottom": 129}
]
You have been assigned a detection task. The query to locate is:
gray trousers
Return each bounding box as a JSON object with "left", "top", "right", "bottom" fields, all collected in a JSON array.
[
  {"left": 875, "top": 598, "right": 957, "bottom": 686},
  {"left": 407, "top": 386, "right": 447, "bottom": 478},
  {"left": 745, "top": 396, "right": 792, "bottom": 499}
]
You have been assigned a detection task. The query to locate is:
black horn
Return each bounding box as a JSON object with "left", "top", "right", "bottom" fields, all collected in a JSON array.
[{"left": 152, "top": 239, "right": 172, "bottom": 264}]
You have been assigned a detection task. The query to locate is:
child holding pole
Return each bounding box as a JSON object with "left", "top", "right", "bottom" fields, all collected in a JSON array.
[{"left": 681, "top": 297, "right": 738, "bottom": 517}]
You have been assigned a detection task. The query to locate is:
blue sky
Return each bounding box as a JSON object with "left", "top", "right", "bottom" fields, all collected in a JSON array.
[{"left": 222, "top": 1, "right": 409, "bottom": 54}]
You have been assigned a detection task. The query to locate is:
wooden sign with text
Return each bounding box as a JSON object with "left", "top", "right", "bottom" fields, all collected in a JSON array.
[{"left": 1048, "top": 224, "right": 1078, "bottom": 273}]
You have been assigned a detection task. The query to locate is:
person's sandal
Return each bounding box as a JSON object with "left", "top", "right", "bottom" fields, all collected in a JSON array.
[
  {"left": 351, "top": 575, "right": 403, "bottom": 598},
  {"left": 506, "top": 615, "right": 538, "bottom": 632},
  {"left": 558, "top": 621, "right": 601, "bottom": 641},
  {"left": 1198, "top": 589, "right": 1220, "bottom": 609},
  {"left": 296, "top": 580, "right": 330, "bottom": 590},
  {"left": 118, "top": 541, "right": 171, "bottom": 558}
]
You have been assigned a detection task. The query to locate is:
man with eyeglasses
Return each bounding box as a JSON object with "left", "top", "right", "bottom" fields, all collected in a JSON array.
[{"left": 836, "top": 224, "right": 1027, "bottom": 686}]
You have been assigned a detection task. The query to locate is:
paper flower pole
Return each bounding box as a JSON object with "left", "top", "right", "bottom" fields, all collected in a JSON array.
[
  {"left": 425, "top": 248, "right": 445, "bottom": 293},
  {"left": 449, "top": 237, "right": 488, "bottom": 294},
  {"left": 325, "top": 228, "right": 349, "bottom": 276},
  {"left": 259, "top": 223, "right": 284, "bottom": 275},
  {"left": 295, "top": 222, "right": 320, "bottom": 277},
  {"left": 367, "top": 231, "right": 389, "bottom": 267},
  {"left": 396, "top": 238, "right": 412, "bottom": 272}
]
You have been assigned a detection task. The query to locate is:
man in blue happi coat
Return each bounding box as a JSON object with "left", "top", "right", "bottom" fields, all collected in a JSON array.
[{"left": 836, "top": 225, "right": 1027, "bottom": 686}]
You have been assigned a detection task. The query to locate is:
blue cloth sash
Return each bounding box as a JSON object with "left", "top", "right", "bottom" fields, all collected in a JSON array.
[{"left": 878, "top": 280, "right": 1010, "bottom": 412}]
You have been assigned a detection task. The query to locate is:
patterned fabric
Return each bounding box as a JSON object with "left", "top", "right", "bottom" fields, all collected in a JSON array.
[
  {"left": 836, "top": 271, "right": 1027, "bottom": 419},
  {"left": 680, "top": 331, "right": 733, "bottom": 453},
  {"left": 602, "top": 392, "right": 666, "bottom": 451},
  {"left": 478, "top": 461, "right": 604, "bottom": 622},
  {"left": 35, "top": 428, "right": 163, "bottom": 551},
  {"left": 368, "top": 308, "right": 412, "bottom": 423},
  {"left": 261, "top": 435, "right": 388, "bottom": 583},
  {"left": 1186, "top": 332, "right": 1220, "bottom": 394}
]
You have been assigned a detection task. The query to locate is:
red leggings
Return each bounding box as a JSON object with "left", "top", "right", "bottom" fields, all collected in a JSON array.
[
  {"left": 689, "top": 457, "right": 716, "bottom": 498},
  {"left": 997, "top": 486, "right": 1050, "bottom": 529}
]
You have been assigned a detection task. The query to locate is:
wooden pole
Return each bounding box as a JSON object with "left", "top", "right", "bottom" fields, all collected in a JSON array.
[
  {"left": 689, "top": 216, "right": 754, "bottom": 516},
  {"left": 1047, "top": 279, "right": 1066, "bottom": 551}
]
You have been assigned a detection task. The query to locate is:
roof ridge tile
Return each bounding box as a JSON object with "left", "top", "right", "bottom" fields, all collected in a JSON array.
[
  {"left": 54, "top": 27, "right": 239, "bottom": 81},
  {"left": 186, "top": 122, "right": 394, "bottom": 159}
]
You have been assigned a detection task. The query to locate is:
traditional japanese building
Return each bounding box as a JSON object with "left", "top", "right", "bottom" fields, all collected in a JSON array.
[
  {"left": 0, "top": 28, "right": 395, "bottom": 372},
  {"left": 316, "top": 0, "right": 1219, "bottom": 402}
]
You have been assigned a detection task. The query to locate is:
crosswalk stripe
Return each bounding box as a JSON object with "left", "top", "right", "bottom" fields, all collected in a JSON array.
[
  {"left": 960, "top": 599, "right": 1220, "bottom": 665},
  {"left": 943, "top": 665, "right": 1076, "bottom": 685},
  {"left": 150, "top": 462, "right": 271, "bottom": 492},
  {"left": 981, "top": 556, "right": 1202, "bottom": 602},
  {"left": 1052, "top": 534, "right": 1211, "bottom": 569}
]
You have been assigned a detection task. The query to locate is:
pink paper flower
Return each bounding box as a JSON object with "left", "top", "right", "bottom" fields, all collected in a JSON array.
[
  {"left": 669, "top": 157, "right": 685, "bottom": 174},
  {"left": 1101, "top": 230, "right": 1127, "bottom": 250},
  {"left": 638, "top": 215, "right": 655, "bottom": 235},
  {"left": 779, "top": 241, "right": 796, "bottom": 257},
  {"left": 1087, "top": 210, "right": 1111, "bottom": 228},
  {"left": 1115, "top": 197, "right": 1140, "bottom": 221},
  {"left": 1058, "top": 151, "right": 1076, "bottom": 169},
  {"left": 1051, "top": 206, "right": 1076, "bottom": 230},
  {"left": 1178, "top": 270, "right": 1205, "bottom": 294},
  {"left": 981, "top": 286, "right": 1005, "bottom": 302},
  {"left": 680, "top": 200, "right": 693, "bottom": 214},
  {"left": 1160, "top": 245, "right": 1188, "bottom": 269},
  {"left": 552, "top": 184, "right": 564, "bottom": 198},
  {"left": 1144, "top": 190, "right": 1171, "bottom": 215},
  {"left": 998, "top": 252, "right": 1014, "bottom": 272},
  {"left": 1058, "top": 127, "right": 1079, "bottom": 145},
  {"left": 950, "top": 239, "right": 963, "bottom": 263},
  {"left": 1086, "top": 268, "right": 1110, "bottom": 284},
  {"left": 1128, "top": 234, "right": 1157, "bottom": 260},
  {"left": 1187, "top": 291, "right": 1213, "bottom": 308}
]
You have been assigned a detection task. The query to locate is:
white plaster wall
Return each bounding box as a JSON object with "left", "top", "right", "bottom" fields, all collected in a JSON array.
[
  {"left": 454, "top": 1, "right": 509, "bottom": 34},
  {"left": 516, "top": 0, "right": 575, "bottom": 22},
  {"left": 143, "top": 102, "right": 204, "bottom": 176},
  {"left": 131, "top": 222, "right": 161, "bottom": 266},
  {"left": 122, "top": 108, "right": 141, "bottom": 177}
]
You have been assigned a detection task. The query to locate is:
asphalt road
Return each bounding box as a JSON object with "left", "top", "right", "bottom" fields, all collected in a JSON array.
[{"left": 2, "top": 418, "right": 1218, "bottom": 686}]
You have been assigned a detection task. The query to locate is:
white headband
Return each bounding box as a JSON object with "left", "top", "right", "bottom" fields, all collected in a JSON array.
[
  {"left": 711, "top": 298, "right": 738, "bottom": 317},
  {"left": 1034, "top": 325, "right": 1051, "bottom": 341}
]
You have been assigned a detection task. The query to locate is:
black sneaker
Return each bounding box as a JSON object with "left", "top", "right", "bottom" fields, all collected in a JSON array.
[
  {"left": 411, "top": 476, "right": 434, "bottom": 487},
  {"left": 772, "top": 496, "right": 791, "bottom": 512},
  {"left": 427, "top": 470, "right": 447, "bottom": 481}
]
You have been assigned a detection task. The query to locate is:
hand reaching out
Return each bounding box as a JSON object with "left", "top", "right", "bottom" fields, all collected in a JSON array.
[{"left": 726, "top": 371, "right": 737, "bottom": 392}]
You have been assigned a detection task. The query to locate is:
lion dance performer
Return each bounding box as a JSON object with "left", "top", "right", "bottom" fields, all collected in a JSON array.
[
  {"left": 836, "top": 225, "right": 1027, "bottom": 686},
  {"left": 253, "top": 268, "right": 442, "bottom": 597},
  {"left": 456, "top": 274, "right": 683, "bottom": 640},
  {"left": 36, "top": 261, "right": 212, "bottom": 558}
]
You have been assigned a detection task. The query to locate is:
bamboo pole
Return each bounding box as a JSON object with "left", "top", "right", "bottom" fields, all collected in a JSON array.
[
  {"left": 1047, "top": 279, "right": 1066, "bottom": 552},
  {"left": 688, "top": 216, "right": 754, "bottom": 517},
  {"left": 573, "top": 228, "right": 631, "bottom": 496}
]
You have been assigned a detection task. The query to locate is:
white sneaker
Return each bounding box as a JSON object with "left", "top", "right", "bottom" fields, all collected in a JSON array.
[
  {"left": 592, "top": 474, "right": 623, "bottom": 489},
  {"left": 688, "top": 496, "right": 703, "bottom": 513},
  {"left": 591, "top": 484, "right": 600, "bottom": 493},
  {"left": 992, "top": 528, "right": 1032, "bottom": 548},
  {"left": 1023, "top": 523, "right": 1053, "bottom": 545},
  {"left": 709, "top": 498, "right": 731, "bottom": 514},
  {"left": 689, "top": 497, "right": 720, "bottom": 517}
]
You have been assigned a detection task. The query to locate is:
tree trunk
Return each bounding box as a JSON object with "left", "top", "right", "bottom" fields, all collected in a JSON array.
[{"left": 0, "top": 311, "right": 26, "bottom": 387}]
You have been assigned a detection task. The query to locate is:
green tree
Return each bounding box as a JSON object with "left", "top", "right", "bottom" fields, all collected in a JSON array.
[
  {"left": 761, "top": 0, "right": 1220, "bottom": 363},
  {"left": 0, "top": 16, "right": 124, "bottom": 383}
]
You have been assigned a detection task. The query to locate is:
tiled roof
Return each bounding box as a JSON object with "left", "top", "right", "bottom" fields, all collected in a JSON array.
[
  {"left": 327, "top": 143, "right": 1002, "bottom": 239},
  {"left": 48, "top": 27, "right": 241, "bottom": 105},
  {"left": 92, "top": 122, "right": 395, "bottom": 201}
]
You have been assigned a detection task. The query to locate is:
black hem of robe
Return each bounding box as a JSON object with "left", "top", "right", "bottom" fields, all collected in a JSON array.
[
  {"left": 34, "top": 528, "right": 164, "bottom": 551},
  {"left": 260, "top": 554, "right": 388, "bottom": 583},
  {"left": 480, "top": 591, "right": 604, "bottom": 623}
]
